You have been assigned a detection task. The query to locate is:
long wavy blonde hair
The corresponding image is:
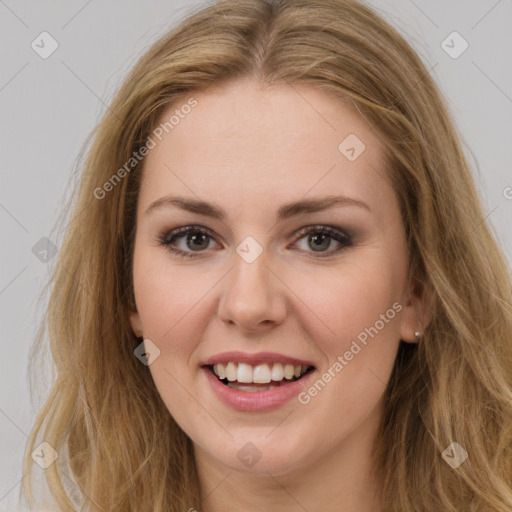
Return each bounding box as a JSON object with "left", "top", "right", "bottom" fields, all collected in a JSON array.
[{"left": 23, "top": 0, "right": 512, "bottom": 510}]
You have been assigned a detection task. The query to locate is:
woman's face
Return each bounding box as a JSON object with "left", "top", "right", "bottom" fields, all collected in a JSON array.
[{"left": 129, "top": 78, "right": 424, "bottom": 477}]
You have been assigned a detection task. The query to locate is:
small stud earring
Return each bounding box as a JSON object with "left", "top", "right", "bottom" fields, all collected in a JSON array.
[{"left": 414, "top": 330, "right": 422, "bottom": 338}]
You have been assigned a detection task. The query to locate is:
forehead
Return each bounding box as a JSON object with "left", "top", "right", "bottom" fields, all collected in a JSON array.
[{"left": 138, "top": 79, "right": 392, "bottom": 219}]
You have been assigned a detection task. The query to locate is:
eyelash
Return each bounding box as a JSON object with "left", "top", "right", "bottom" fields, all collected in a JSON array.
[{"left": 157, "top": 224, "right": 353, "bottom": 259}]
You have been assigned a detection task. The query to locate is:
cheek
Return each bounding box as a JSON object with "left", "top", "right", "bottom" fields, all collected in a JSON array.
[
  {"left": 290, "top": 258, "right": 403, "bottom": 354},
  {"left": 131, "top": 249, "right": 214, "bottom": 357},
  {"left": 293, "top": 259, "right": 403, "bottom": 416},
  {"left": 292, "top": 268, "right": 402, "bottom": 427},
  {"left": 131, "top": 251, "right": 211, "bottom": 420}
]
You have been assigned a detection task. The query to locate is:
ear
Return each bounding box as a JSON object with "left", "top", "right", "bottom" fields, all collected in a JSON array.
[
  {"left": 399, "top": 277, "right": 434, "bottom": 343},
  {"left": 128, "top": 308, "right": 144, "bottom": 338}
]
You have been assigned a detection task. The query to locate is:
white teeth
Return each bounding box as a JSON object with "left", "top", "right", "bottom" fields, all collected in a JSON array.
[
  {"left": 271, "top": 363, "right": 284, "bottom": 381},
  {"left": 213, "top": 364, "right": 225, "bottom": 379},
  {"left": 225, "top": 362, "right": 237, "bottom": 382},
  {"left": 284, "top": 364, "right": 295, "bottom": 380},
  {"left": 237, "top": 363, "right": 253, "bottom": 383},
  {"left": 212, "top": 361, "right": 311, "bottom": 384},
  {"left": 253, "top": 364, "right": 272, "bottom": 384}
]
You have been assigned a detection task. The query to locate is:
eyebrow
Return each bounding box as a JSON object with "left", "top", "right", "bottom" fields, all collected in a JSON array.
[{"left": 144, "top": 194, "right": 372, "bottom": 220}]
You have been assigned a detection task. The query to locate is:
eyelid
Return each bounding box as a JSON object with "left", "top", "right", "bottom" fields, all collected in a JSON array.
[{"left": 291, "top": 224, "right": 352, "bottom": 242}]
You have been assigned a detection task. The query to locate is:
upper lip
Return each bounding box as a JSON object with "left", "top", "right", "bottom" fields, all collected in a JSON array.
[{"left": 202, "top": 351, "right": 315, "bottom": 368}]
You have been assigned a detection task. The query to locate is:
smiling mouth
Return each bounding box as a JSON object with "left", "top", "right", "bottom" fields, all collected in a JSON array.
[{"left": 207, "top": 362, "right": 315, "bottom": 392}]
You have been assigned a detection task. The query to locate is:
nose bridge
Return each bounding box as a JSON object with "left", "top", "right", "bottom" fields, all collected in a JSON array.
[{"left": 218, "top": 244, "right": 286, "bottom": 330}]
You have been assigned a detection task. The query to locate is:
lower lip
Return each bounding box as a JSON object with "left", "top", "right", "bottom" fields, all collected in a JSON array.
[{"left": 202, "top": 367, "right": 316, "bottom": 412}]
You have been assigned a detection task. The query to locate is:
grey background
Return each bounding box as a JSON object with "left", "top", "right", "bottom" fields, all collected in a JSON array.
[{"left": 1, "top": 0, "right": 511, "bottom": 509}]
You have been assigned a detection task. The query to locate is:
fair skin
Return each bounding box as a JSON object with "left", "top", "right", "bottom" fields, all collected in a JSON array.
[{"left": 129, "top": 78, "right": 431, "bottom": 511}]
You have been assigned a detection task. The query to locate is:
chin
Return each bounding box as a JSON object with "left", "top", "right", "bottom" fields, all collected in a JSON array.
[{"left": 197, "top": 429, "right": 317, "bottom": 476}]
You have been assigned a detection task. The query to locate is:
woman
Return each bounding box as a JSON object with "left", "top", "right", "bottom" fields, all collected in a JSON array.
[{"left": 23, "top": 0, "right": 512, "bottom": 510}]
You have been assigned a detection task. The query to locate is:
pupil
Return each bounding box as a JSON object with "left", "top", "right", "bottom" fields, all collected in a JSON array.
[
  {"left": 188, "top": 233, "right": 208, "bottom": 250},
  {"left": 309, "top": 233, "right": 330, "bottom": 251}
]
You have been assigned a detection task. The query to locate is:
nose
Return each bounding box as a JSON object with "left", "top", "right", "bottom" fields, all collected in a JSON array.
[{"left": 217, "top": 251, "right": 288, "bottom": 334}]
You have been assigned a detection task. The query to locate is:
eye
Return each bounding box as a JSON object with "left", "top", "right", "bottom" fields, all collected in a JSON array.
[
  {"left": 291, "top": 224, "right": 353, "bottom": 257},
  {"left": 157, "top": 224, "right": 353, "bottom": 259},
  {"left": 157, "top": 225, "right": 219, "bottom": 259}
]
